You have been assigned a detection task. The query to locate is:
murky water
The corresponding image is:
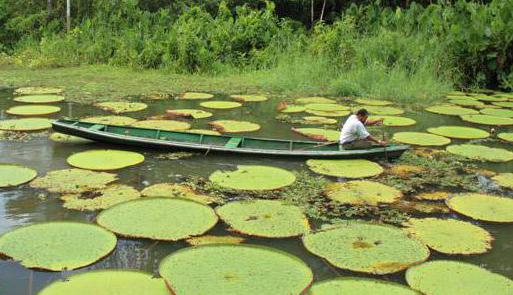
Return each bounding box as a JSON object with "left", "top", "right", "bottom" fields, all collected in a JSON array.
[{"left": 0, "top": 89, "right": 512, "bottom": 294}]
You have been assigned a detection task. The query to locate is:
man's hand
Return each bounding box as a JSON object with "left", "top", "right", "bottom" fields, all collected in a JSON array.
[{"left": 378, "top": 140, "right": 387, "bottom": 146}]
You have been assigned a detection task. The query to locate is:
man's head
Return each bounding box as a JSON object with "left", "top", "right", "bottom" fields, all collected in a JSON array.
[{"left": 356, "top": 108, "right": 369, "bottom": 123}]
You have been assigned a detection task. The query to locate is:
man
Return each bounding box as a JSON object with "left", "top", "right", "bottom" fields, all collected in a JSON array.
[{"left": 339, "top": 108, "right": 387, "bottom": 149}]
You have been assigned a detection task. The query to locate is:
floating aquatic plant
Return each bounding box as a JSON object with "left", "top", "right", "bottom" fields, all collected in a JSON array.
[
  {"left": 60, "top": 184, "right": 141, "bottom": 211},
  {"left": 325, "top": 181, "right": 402, "bottom": 205},
  {"left": 131, "top": 119, "right": 191, "bottom": 131},
  {"left": 209, "top": 120, "right": 260, "bottom": 133},
  {"left": 67, "top": 149, "right": 145, "bottom": 170},
  {"left": 498, "top": 132, "right": 513, "bottom": 142},
  {"left": 426, "top": 126, "right": 490, "bottom": 139},
  {"left": 179, "top": 92, "right": 213, "bottom": 100},
  {"left": 292, "top": 128, "right": 340, "bottom": 141},
  {"left": 302, "top": 116, "right": 338, "bottom": 125},
  {"left": 279, "top": 104, "right": 306, "bottom": 113},
  {"left": 209, "top": 165, "right": 296, "bottom": 190},
  {"left": 425, "top": 105, "right": 479, "bottom": 116},
  {"left": 460, "top": 114, "right": 513, "bottom": 126},
  {"left": 30, "top": 168, "right": 117, "bottom": 193},
  {"left": 307, "top": 277, "right": 417, "bottom": 295},
  {"left": 355, "top": 98, "right": 393, "bottom": 106},
  {"left": 186, "top": 235, "right": 245, "bottom": 246},
  {"left": 0, "top": 164, "right": 37, "bottom": 187},
  {"left": 14, "top": 87, "right": 63, "bottom": 95},
  {"left": 446, "top": 144, "right": 513, "bottom": 162},
  {"left": 492, "top": 173, "right": 513, "bottom": 190},
  {"left": 6, "top": 105, "right": 61, "bottom": 116},
  {"left": 305, "top": 103, "right": 349, "bottom": 112},
  {"left": 13, "top": 95, "right": 64, "bottom": 104},
  {"left": 185, "top": 129, "right": 221, "bottom": 135},
  {"left": 49, "top": 132, "right": 91, "bottom": 144},
  {"left": 295, "top": 97, "right": 336, "bottom": 104},
  {"left": 165, "top": 109, "right": 213, "bottom": 119},
  {"left": 230, "top": 94, "right": 268, "bottom": 102},
  {"left": 480, "top": 108, "right": 513, "bottom": 118},
  {"left": 200, "top": 101, "right": 242, "bottom": 109},
  {"left": 446, "top": 193, "right": 513, "bottom": 222},
  {"left": 368, "top": 116, "right": 416, "bottom": 127},
  {"left": 141, "top": 183, "right": 219, "bottom": 204},
  {"left": 307, "top": 159, "right": 384, "bottom": 178},
  {"left": 95, "top": 101, "right": 148, "bottom": 113},
  {"left": 0, "top": 118, "right": 52, "bottom": 131},
  {"left": 363, "top": 106, "right": 404, "bottom": 115},
  {"left": 414, "top": 191, "right": 450, "bottom": 201},
  {"left": 393, "top": 132, "right": 451, "bottom": 146},
  {"left": 305, "top": 109, "right": 350, "bottom": 117},
  {"left": 82, "top": 115, "right": 137, "bottom": 126}
]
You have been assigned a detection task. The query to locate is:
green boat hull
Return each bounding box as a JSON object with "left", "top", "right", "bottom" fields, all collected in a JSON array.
[{"left": 52, "top": 119, "right": 409, "bottom": 159}]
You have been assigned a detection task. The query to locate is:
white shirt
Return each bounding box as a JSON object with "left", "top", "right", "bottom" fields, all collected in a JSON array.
[{"left": 339, "top": 115, "right": 370, "bottom": 144}]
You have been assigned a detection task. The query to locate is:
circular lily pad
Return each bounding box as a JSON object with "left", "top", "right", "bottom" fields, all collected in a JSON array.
[
  {"left": 38, "top": 270, "right": 169, "bottom": 295},
  {"left": 49, "top": 132, "right": 91, "bottom": 144},
  {"left": 166, "top": 109, "right": 213, "bottom": 119},
  {"left": 67, "top": 149, "right": 145, "bottom": 170},
  {"left": 449, "top": 99, "right": 485, "bottom": 107},
  {"left": 305, "top": 109, "right": 351, "bottom": 117},
  {"left": 307, "top": 159, "right": 384, "bottom": 178},
  {"left": 308, "top": 278, "right": 417, "bottom": 295},
  {"left": 325, "top": 181, "right": 402, "bottom": 205},
  {"left": 141, "top": 183, "right": 218, "bottom": 204},
  {"left": 280, "top": 104, "right": 306, "bottom": 113},
  {"left": 185, "top": 129, "right": 221, "bottom": 135},
  {"left": 302, "top": 222, "right": 429, "bottom": 274},
  {"left": 460, "top": 114, "right": 513, "bottom": 126},
  {"left": 6, "top": 105, "right": 61, "bottom": 116},
  {"left": 14, "top": 87, "right": 63, "bottom": 95},
  {"left": 180, "top": 92, "right": 214, "bottom": 100},
  {"left": 30, "top": 168, "right": 118, "bottom": 193},
  {"left": 209, "top": 165, "right": 296, "bottom": 190},
  {"left": 446, "top": 144, "right": 513, "bottom": 162},
  {"left": 446, "top": 193, "right": 513, "bottom": 222},
  {"left": 216, "top": 200, "right": 310, "bottom": 238},
  {"left": 0, "top": 118, "right": 52, "bottom": 131},
  {"left": 230, "top": 94, "right": 268, "bottom": 102},
  {"left": 200, "top": 101, "right": 242, "bottom": 109},
  {"left": 0, "top": 222, "right": 116, "bottom": 271},
  {"left": 305, "top": 103, "right": 349, "bottom": 112},
  {"left": 295, "top": 97, "right": 336, "bottom": 104},
  {"left": 414, "top": 191, "right": 450, "bottom": 201},
  {"left": 425, "top": 105, "right": 479, "bottom": 116},
  {"left": 393, "top": 132, "right": 450, "bottom": 146},
  {"left": 131, "top": 120, "right": 191, "bottom": 131},
  {"left": 97, "top": 198, "right": 218, "bottom": 241},
  {"left": 406, "top": 261, "right": 513, "bottom": 295},
  {"left": 186, "top": 235, "right": 245, "bottom": 246},
  {"left": 492, "top": 173, "right": 513, "bottom": 189},
  {"left": 292, "top": 128, "right": 339, "bottom": 141},
  {"left": 368, "top": 116, "right": 416, "bottom": 127},
  {"left": 492, "top": 101, "right": 513, "bottom": 108},
  {"left": 209, "top": 120, "right": 260, "bottom": 133},
  {"left": 159, "top": 244, "right": 313, "bottom": 295},
  {"left": 363, "top": 106, "right": 404, "bottom": 115},
  {"left": 355, "top": 98, "right": 393, "bottom": 106},
  {"left": 61, "top": 184, "right": 141, "bottom": 211},
  {"left": 95, "top": 102, "right": 148, "bottom": 113},
  {"left": 476, "top": 95, "right": 508, "bottom": 102},
  {"left": 388, "top": 165, "right": 425, "bottom": 177},
  {"left": 498, "top": 133, "right": 513, "bottom": 142},
  {"left": 0, "top": 164, "right": 37, "bottom": 187},
  {"left": 82, "top": 115, "right": 137, "bottom": 126},
  {"left": 404, "top": 218, "right": 492, "bottom": 255},
  {"left": 13, "top": 95, "right": 64, "bottom": 104},
  {"left": 427, "top": 126, "right": 490, "bottom": 139},
  {"left": 302, "top": 116, "right": 338, "bottom": 125},
  {"left": 480, "top": 108, "right": 513, "bottom": 118}
]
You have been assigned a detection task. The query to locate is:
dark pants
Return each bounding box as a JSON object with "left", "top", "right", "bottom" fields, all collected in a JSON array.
[{"left": 342, "top": 139, "right": 373, "bottom": 150}]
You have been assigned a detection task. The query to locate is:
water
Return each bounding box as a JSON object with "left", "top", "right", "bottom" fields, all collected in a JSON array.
[{"left": 0, "top": 89, "right": 512, "bottom": 294}]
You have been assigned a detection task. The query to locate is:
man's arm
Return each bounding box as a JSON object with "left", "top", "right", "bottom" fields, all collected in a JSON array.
[
  {"left": 366, "top": 135, "right": 387, "bottom": 146},
  {"left": 365, "top": 118, "right": 384, "bottom": 126}
]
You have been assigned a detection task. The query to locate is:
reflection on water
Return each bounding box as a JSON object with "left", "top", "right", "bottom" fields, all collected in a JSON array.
[{"left": 1, "top": 88, "right": 512, "bottom": 294}]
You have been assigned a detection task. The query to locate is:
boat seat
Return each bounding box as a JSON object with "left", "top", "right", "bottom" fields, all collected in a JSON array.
[
  {"left": 89, "top": 124, "right": 105, "bottom": 131},
  {"left": 225, "top": 137, "right": 242, "bottom": 148}
]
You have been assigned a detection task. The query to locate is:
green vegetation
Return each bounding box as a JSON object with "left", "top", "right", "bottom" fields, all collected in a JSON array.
[
  {"left": 67, "top": 149, "right": 145, "bottom": 170},
  {"left": 0, "top": 164, "right": 37, "bottom": 187},
  {"left": 308, "top": 278, "right": 417, "bottom": 295}
]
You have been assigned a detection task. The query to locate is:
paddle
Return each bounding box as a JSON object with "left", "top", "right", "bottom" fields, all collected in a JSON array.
[{"left": 382, "top": 123, "right": 389, "bottom": 162}]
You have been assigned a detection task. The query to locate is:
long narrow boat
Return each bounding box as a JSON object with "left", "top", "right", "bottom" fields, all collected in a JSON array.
[{"left": 52, "top": 119, "right": 409, "bottom": 159}]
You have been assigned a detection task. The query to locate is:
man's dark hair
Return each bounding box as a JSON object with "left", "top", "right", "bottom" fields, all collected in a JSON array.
[{"left": 356, "top": 108, "right": 369, "bottom": 117}]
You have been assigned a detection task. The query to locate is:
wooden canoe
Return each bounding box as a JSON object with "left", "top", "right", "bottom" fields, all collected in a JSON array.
[{"left": 52, "top": 119, "right": 409, "bottom": 159}]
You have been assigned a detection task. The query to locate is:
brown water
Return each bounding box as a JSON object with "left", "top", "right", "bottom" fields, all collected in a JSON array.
[{"left": 0, "top": 89, "right": 512, "bottom": 294}]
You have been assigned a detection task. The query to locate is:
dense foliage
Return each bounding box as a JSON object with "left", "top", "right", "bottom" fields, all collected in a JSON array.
[{"left": 0, "top": 0, "right": 512, "bottom": 91}]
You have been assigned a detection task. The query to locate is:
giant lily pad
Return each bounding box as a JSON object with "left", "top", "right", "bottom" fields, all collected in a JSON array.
[
  {"left": 95, "top": 102, "right": 148, "bottom": 113},
  {"left": 38, "top": 270, "right": 168, "bottom": 295},
  {"left": 498, "top": 133, "right": 513, "bottom": 142},
  {"left": 492, "top": 101, "right": 513, "bottom": 108},
  {"left": 0, "top": 164, "right": 37, "bottom": 187},
  {"left": 368, "top": 116, "right": 416, "bottom": 127},
  {"left": 131, "top": 120, "right": 191, "bottom": 131},
  {"left": 13, "top": 95, "right": 64, "bottom": 104},
  {"left": 67, "top": 150, "right": 145, "bottom": 170},
  {"left": 200, "top": 101, "right": 242, "bottom": 109},
  {"left": 325, "top": 181, "right": 402, "bottom": 205},
  {"left": 406, "top": 261, "right": 513, "bottom": 295},
  {"left": 30, "top": 169, "right": 117, "bottom": 193},
  {"left": 302, "top": 116, "right": 338, "bottom": 125},
  {"left": 446, "top": 193, "right": 513, "bottom": 222},
  {"left": 166, "top": 109, "right": 213, "bottom": 119},
  {"left": 446, "top": 144, "right": 513, "bottom": 162},
  {"left": 393, "top": 132, "right": 450, "bottom": 146},
  {"left": 404, "top": 218, "right": 492, "bottom": 255},
  {"left": 363, "top": 106, "right": 404, "bottom": 115},
  {"left": 82, "top": 116, "right": 137, "bottom": 126},
  {"left": 480, "top": 108, "right": 513, "bottom": 118},
  {"left": 141, "top": 183, "right": 218, "bottom": 204},
  {"left": 292, "top": 128, "right": 339, "bottom": 141},
  {"left": 280, "top": 104, "right": 306, "bottom": 113},
  {"left": 305, "top": 103, "right": 349, "bottom": 112},
  {"left": 492, "top": 173, "right": 513, "bottom": 189},
  {"left": 216, "top": 200, "right": 310, "bottom": 238},
  {"left": 475, "top": 95, "right": 508, "bottom": 102},
  {"left": 427, "top": 126, "right": 490, "bottom": 139},
  {"left": 425, "top": 105, "right": 479, "bottom": 116},
  {"left": 460, "top": 114, "right": 513, "bottom": 126},
  {"left": 449, "top": 99, "right": 485, "bottom": 107},
  {"left": 159, "top": 244, "right": 313, "bottom": 295},
  {"left": 0, "top": 118, "right": 52, "bottom": 131},
  {"left": 355, "top": 99, "right": 393, "bottom": 106},
  {"left": 96, "top": 198, "right": 218, "bottom": 241},
  {"left": 295, "top": 97, "right": 336, "bottom": 104},
  {"left": 414, "top": 191, "right": 450, "bottom": 201},
  {"left": 6, "top": 105, "right": 61, "bottom": 116},
  {"left": 186, "top": 235, "right": 245, "bottom": 246},
  {"left": 14, "top": 87, "right": 63, "bottom": 95},
  {"left": 61, "top": 184, "right": 141, "bottom": 211},
  {"left": 49, "top": 132, "right": 91, "bottom": 144},
  {"left": 0, "top": 222, "right": 116, "bottom": 271},
  {"left": 307, "top": 159, "right": 383, "bottom": 178},
  {"left": 231, "top": 94, "right": 268, "bottom": 102},
  {"left": 209, "top": 120, "right": 260, "bottom": 133},
  {"left": 308, "top": 278, "right": 417, "bottom": 295},
  {"left": 305, "top": 109, "right": 350, "bottom": 117},
  {"left": 180, "top": 92, "right": 214, "bottom": 100},
  {"left": 209, "top": 165, "right": 296, "bottom": 190},
  {"left": 185, "top": 129, "right": 221, "bottom": 135},
  {"left": 302, "top": 222, "right": 429, "bottom": 274}
]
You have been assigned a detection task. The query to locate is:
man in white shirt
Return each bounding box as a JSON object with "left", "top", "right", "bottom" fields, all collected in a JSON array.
[{"left": 339, "top": 109, "right": 387, "bottom": 149}]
